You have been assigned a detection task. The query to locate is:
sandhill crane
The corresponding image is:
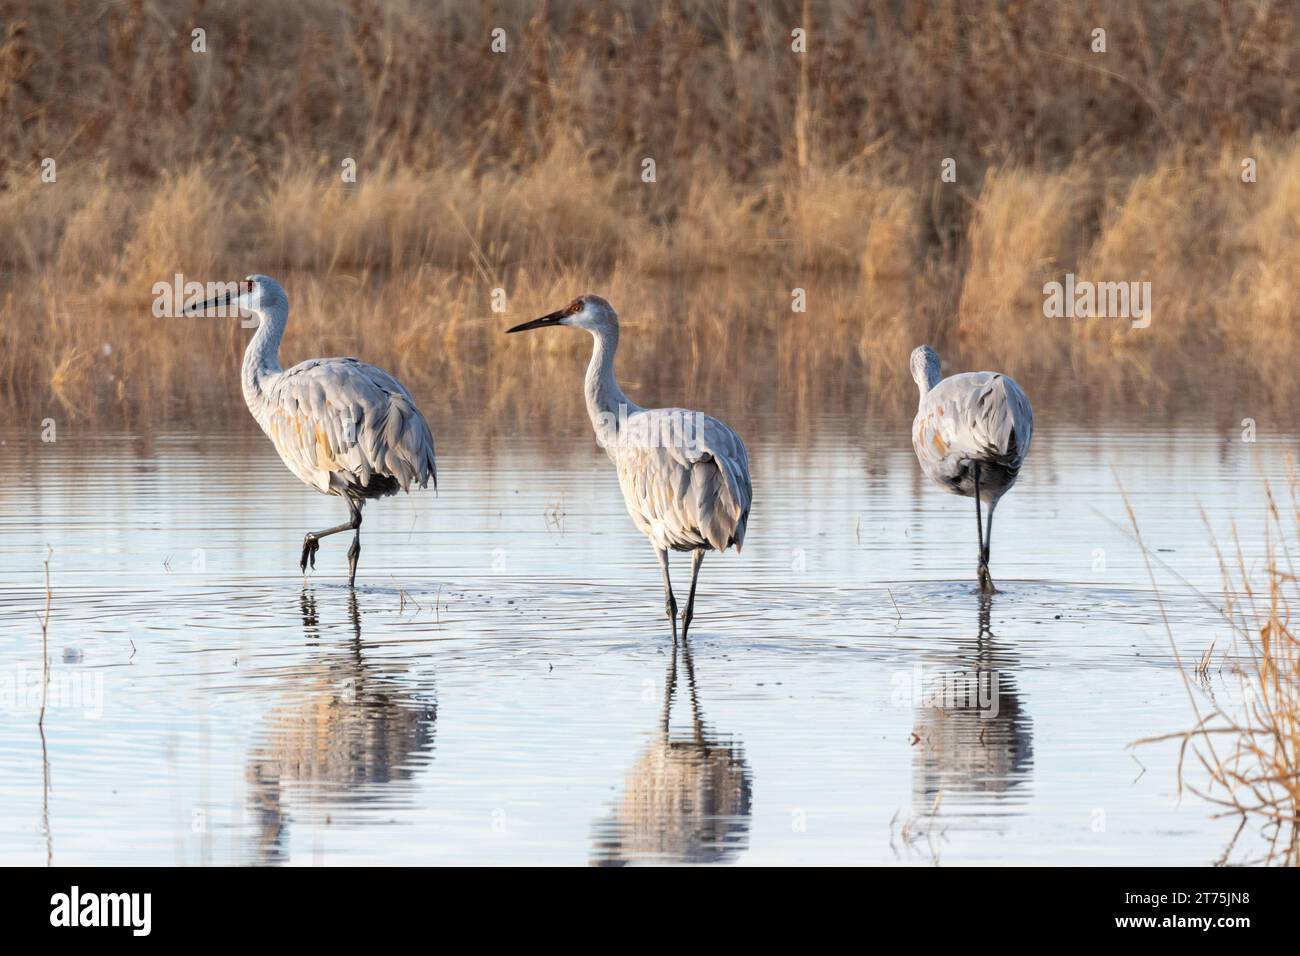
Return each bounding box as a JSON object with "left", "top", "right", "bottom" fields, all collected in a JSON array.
[
  {"left": 186, "top": 276, "right": 436, "bottom": 586},
  {"left": 910, "top": 345, "right": 1033, "bottom": 593},
  {"left": 507, "top": 295, "right": 751, "bottom": 637}
]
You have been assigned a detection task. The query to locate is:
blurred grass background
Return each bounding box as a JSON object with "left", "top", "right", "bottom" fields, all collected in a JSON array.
[{"left": 2, "top": 0, "right": 1299, "bottom": 430}]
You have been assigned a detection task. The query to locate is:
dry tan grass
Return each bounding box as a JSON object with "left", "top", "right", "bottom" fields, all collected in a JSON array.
[
  {"left": 3, "top": 1, "right": 1300, "bottom": 426},
  {"left": 955, "top": 165, "right": 1094, "bottom": 380},
  {"left": 6, "top": 142, "right": 1300, "bottom": 428},
  {"left": 9, "top": 0, "right": 1297, "bottom": 182},
  {"left": 1134, "top": 471, "right": 1300, "bottom": 866}
]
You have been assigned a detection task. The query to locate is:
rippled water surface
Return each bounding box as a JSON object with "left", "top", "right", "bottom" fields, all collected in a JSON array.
[{"left": 1, "top": 416, "right": 1295, "bottom": 865}]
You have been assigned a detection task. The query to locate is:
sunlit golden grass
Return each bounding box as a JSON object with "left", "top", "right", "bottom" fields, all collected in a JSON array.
[
  {"left": 5, "top": 140, "right": 1300, "bottom": 430},
  {"left": 2, "top": 143, "right": 1300, "bottom": 431},
  {"left": 1134, "top": 471, "right": 1300, "bottom": 866},
  {"left": 9, "top": 0, "right": 1297, "bottom": 183},
  {"left": 4, "top": 0, "right": 1300, "bottom": 428}
]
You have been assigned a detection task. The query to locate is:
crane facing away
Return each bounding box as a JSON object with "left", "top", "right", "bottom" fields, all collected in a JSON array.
[
  {"left": 507, "top": 295, "right": 751, "bottom": 638},
  {"left": 910, "top": 344, "right": 1033, "bottom": 593},
  {"left": 187, "top": 276, "right": 436, "bottom": 586}
]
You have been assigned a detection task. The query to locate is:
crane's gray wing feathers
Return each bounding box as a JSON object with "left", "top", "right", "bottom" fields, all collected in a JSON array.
[
  {"left": 260, "top": 358, "right": 437, "bottom": 498},
  {"left": 913, "top": 371, "right": 1033, "bottom": 484},
  {"left": 612, "top": 409, "right": 751, "bottom": 553}
]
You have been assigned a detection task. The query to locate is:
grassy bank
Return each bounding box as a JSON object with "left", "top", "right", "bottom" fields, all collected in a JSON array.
[{"left": 2, "top": 0, "right": 1299, "bottom": 427}]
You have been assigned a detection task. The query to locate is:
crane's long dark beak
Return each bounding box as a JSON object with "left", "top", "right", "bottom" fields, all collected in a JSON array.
[
  {"left": 506, "top": 310, "right": 566, "bottom": 334},
  {"left": 185, "top": 287, "right": 234, "bottom": 316}
]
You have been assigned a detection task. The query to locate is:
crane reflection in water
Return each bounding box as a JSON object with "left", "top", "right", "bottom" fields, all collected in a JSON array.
[
  {"left": 244, "top": 590, "right": 438, "bottom": 864},
  {"left": 590, "top": 637, "right": 752, "bottom": 866},
  {"left": 907, "top": 596, "right": 1034, "bottom": 841}
]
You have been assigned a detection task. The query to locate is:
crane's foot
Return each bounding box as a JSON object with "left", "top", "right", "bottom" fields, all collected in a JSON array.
[
  {"left": 977, "top": 563, "right": 997, "bottom": 594},
  {"left": 300, "top": 535, "right": 320, "bottom": 573}
]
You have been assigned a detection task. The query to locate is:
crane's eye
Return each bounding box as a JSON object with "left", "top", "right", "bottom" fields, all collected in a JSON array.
[{"left": 567, "top": 300, "right": 582, "bottom": 315}]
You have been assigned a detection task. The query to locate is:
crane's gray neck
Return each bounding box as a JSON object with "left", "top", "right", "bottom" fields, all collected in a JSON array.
[
  {"left": 915, "top": 363, "right": 940, "bottom": 403},
  {"left": 585, "top": 324, "right": 639, "bottom": 441},
  {"left": 242, "top": 303, "right": 287, "bottom": 417}
]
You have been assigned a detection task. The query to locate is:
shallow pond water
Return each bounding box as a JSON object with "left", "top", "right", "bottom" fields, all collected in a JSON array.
[{"left": 0, "top": 415, "right": 1295, "bottom": 864}]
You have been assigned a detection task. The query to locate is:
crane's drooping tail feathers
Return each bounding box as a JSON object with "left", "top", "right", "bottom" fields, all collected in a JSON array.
[
  {"left": 691, "top": 453, "right": 749, "bottom": 552},
  {"left": 974, "top": 374, "right": 1033, "bottom": 467},
  {"left": 376, "top": 395, "right": 438, "bottom": 492},
  {"left": 687, "top": 416, "right": 751, "bottom": 553}
]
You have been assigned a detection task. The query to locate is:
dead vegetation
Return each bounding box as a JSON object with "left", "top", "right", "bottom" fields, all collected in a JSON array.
[
  {"left": 1133, "top": 472, "right": 1300, "bottom": 866},
  {"left": 2, "top": 1, "right": 1299, "bottom": 428}
]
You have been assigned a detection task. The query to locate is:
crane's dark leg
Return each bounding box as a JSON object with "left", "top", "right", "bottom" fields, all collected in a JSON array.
[
  {"left": 973, "top": 464, "right": 995, "bottom": 594},
  {"left": 346, "top": 500, "right": 363, "bottom": 587},
  {"left": 983, "top": 497, "right": 997, "bottom": 567},
  {"left": 681, "top": 549, "right": 705, "bottom": 638},
  {"left": 300, "top": 498, "right": 363, "bottom": 578},
  {"left": 981, "top": 498, "right": 999, "bottom": 594},
  {"left": 977, "top": 496, "right": 998, "bottom": 595},
  {"left": 656, "top": 548, "right": 678, "bottom": 639}
]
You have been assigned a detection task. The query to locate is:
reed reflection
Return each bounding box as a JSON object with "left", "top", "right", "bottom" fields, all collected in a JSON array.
[
  {"left": 591, "top": 637, "right": 752, "bottom": 865},
  {"left": 245, "top": 590, "right": 437, "bottom": 864},
  {"left": 910, "top": 595, "right": 1034, "bottom": 815}
]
